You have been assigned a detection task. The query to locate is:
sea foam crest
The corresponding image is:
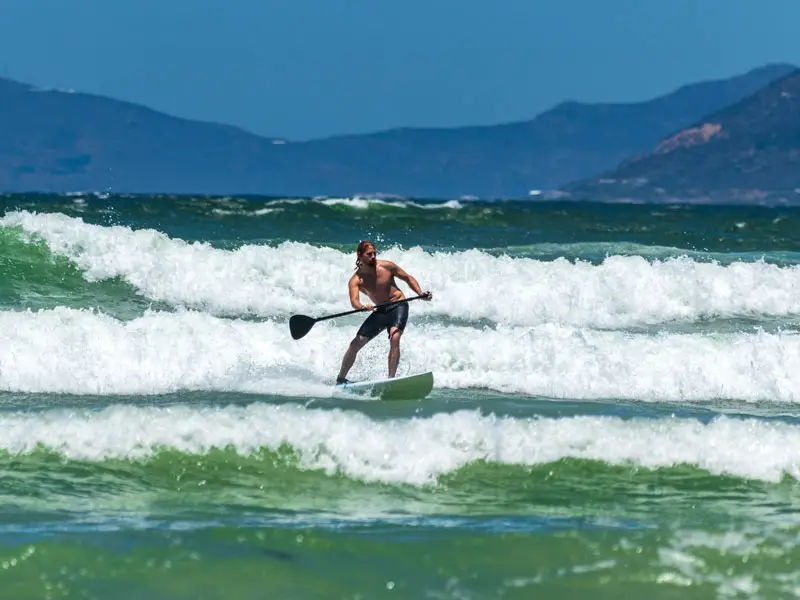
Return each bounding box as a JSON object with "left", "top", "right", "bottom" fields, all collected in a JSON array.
[
  {"left": 4, "top": 211, "right": 800, "bottom": 329},
  {"left": 1, "top": 308, "right": 800, "bottom": 402},
  {"left": 1, "top": 404, "right": 799, "bottom": 484}
]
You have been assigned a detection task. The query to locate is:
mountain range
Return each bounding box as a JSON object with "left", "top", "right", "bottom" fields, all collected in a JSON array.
[
  {"left": 0, "top": 63, "right": 796, "bottom": 200},
  {"left": 563, "top": 68, "right": 800, "bottom": 204}
]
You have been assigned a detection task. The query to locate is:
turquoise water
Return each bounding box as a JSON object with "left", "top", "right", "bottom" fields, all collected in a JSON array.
[{"left": 2, "top": 193, "right": 800, "bottom": 598}]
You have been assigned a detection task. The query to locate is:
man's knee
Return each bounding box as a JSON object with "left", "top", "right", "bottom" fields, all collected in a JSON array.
[
  {"left": 350, "top": 335, "right": 369, "bottom": 350},
  {"left": 389, "top": 328, "right": 403, "bottom": 345}
]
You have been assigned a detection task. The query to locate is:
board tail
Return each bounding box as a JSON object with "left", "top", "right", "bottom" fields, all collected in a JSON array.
[{"left": 334, "top": 371, "right": 433, "bottom": 401}]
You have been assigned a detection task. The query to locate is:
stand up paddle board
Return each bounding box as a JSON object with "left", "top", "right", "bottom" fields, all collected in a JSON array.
[{"left": 335, "top": 371, "right": 434, "bottom": 401}]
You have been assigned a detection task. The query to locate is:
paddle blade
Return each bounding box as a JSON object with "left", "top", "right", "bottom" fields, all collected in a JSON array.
[{"left": 289, "top": 315, "right": 316, "bottom": 340}]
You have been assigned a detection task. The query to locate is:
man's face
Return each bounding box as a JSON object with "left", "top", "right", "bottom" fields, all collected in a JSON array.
[{"left": 361, "top": 246, "right": 377, "bottom": 266}]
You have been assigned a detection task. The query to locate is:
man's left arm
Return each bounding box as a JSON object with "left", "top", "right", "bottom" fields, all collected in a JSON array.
[{"left": 389, "top": 262, "right": 432, "bottom": 300}]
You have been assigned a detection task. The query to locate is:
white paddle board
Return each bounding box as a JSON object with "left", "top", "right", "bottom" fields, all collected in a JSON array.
[{"left": 335, "top": 371, "right": 434, "bottom": 401}]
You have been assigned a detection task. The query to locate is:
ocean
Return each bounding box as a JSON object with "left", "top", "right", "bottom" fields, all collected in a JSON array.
[{"left": 1, "top": 193, "right": 800, "bottom": 599}]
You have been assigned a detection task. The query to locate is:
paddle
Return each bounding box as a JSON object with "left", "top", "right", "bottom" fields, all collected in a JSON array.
[{"left": 289, "top": 295, "right": 426, "bottom": 340}]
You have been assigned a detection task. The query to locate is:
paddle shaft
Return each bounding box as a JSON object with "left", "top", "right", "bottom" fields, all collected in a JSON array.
[{"left": 313, "top": 295, "right": 425, "bottom": 323}]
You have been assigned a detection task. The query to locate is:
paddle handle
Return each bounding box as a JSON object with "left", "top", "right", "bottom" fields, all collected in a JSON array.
[{"left": 314, "top": 295, "right": 425, "bottom": 323}]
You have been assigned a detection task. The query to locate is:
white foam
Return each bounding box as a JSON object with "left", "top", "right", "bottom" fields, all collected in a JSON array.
[
  {"left": 2, "top": 404, "right": 799, "bottom": 484},
  {"left": 315, "top": 197, "right": 462, "bottom": 210},
  {"left": 1, "top": 210, "right": 345, "bottom": 317},
  {"left": 657, "top": 529, "right": 782, "bottom": 596},
  {"left": 1, "top": 308, "right": 800, "bottom": 402},
  {"left": 210, "top": 207, "right": 281, "bottom": 216},
  {"left": 6, "top": 210, "right": 800, "bottom": 328},
  {"left": 0, "top": 308, "right": 333, "bottom": 396},
  {"left": 420, "top": 322, "right": 800, "bottom": 402}
]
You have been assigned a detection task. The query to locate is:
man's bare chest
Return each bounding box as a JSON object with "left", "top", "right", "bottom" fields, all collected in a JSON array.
[{"left": 358, "top": 268, "right": 393, "bottom": 290}]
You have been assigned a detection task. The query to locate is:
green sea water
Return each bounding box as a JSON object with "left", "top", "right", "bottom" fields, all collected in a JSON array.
[{"left": 1, "top": 193, "right": 800, "bottom": 598}]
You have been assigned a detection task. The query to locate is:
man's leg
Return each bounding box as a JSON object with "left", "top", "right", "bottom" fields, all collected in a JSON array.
[
  {"left": 338, "top": 335, "right": 369, "bottom": 382},
  {"left": 388, "top": 328, "right": 403, "bottom": 377}
]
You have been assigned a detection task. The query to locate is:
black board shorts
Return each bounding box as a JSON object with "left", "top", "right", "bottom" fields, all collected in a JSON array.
[{"left": 357, "top": 302, "right": 409, "bottom": 340}]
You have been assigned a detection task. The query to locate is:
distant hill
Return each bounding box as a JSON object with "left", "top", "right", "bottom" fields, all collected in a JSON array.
[
  {"left": 0, "top": 77, "right": 282, "bottom": 194},
  {"left": 562, "top": 69, "right": 800, "bottom": 204},
  {"left": 0, "top": 63, "right": 795, "bottom": 197}
]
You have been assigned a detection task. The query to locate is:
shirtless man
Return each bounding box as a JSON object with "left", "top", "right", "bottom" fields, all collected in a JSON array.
[{"left": 336, "top": 240, "right": 432, "bottom": 384}]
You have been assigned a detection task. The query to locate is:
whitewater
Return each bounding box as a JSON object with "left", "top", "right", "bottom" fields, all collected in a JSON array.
[{"left": 3, "top": 195, "right": 800, "bottom": 599}]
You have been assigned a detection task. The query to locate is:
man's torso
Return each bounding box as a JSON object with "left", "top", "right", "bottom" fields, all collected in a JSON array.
[{"left": 356, "top": 260, "right": 404, "bottom": 304}]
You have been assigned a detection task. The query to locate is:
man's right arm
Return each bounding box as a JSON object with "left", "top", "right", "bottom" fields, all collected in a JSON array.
[
  {"left": 349, "top": 275, "right": 374, "bottom": 311},
  {"left": 348, "top": 275, "right": 362, "bottom": 309}
]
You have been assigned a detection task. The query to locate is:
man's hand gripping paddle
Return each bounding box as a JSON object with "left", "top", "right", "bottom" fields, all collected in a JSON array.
[{"left": 289, "top": 294, "right": 429, "bottom": 340}]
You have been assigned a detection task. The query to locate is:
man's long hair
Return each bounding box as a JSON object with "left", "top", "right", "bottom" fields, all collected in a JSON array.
[{"left": 355, "top": 240, "right": 375, "bottom": 270}]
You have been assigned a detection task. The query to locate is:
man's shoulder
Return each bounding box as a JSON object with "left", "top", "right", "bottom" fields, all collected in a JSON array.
[{"left": 377, "top": 259, "right": 397, "bottom": 269}]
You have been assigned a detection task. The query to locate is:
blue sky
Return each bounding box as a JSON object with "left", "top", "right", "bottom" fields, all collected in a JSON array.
[{"left": 1, "top": 0, "right": 798, "bottom": 140}]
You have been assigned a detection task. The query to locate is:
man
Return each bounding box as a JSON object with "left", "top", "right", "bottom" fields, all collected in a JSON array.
[{"left": 336, "top": 240, "right": 432, "bottom": 384}]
